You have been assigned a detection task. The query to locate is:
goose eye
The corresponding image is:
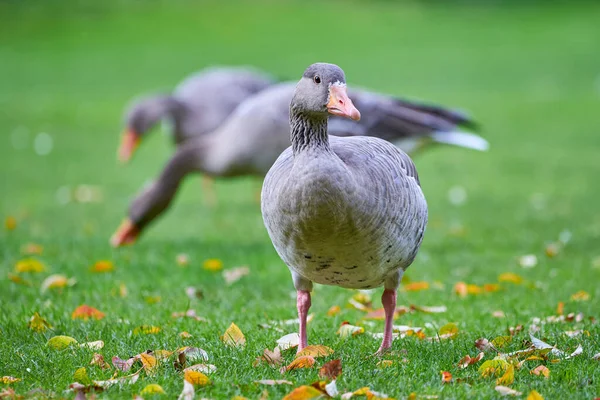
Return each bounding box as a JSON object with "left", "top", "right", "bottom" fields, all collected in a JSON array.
[{"left": 313, "top": 75, "right": 321, "bottom": 84}]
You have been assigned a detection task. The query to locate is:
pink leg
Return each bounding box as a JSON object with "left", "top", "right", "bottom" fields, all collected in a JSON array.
[
  {"left": 377, "top": 289, "right": 397, "bottom": 354},
  {"left": 296, "top": 290, "right": 311, "bottom": 353}
]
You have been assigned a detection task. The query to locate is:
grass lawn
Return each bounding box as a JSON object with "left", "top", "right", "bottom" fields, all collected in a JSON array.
[{"left": 1, "top": 1, "right": 600, "bottom": 398}]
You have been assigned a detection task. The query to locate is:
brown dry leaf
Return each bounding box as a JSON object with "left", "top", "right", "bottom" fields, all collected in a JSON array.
[
  {"left": 72, "top": 305, "right": 105, "bottom": 320},
  {"left": 133, "top": 325, "right": 161, "bottom": 335},
  {"left": 284, "top": 355, "right": 315, "bottom": 372},
  {"left": 47, "top": 335, "right": 77, "bottom": 350},
  {"left": 319, "top": 359, "right": 342, "bottom": 379},
  {"left": 570, "top": 290, "right": 590, "bottom": 301},
  {"left": 283, "top": 385, "right": 324, "bottom": 400},
  {"left": 15, "top": 258, "right": 46, "bottom": 273},
  {"left": 297, "top": 345, "right": 334, "bottom": 358},
  {"left": 508, "top": 325, "right": 523, "bottom": 336},
  {"left": 530, "top": 365, "right": 550, "bottom": 378},
  {"left": 172, "top": 309, "right": 208, "bottom": 322},
  {"left": 475, "top": 338, "right": 496, "bottom": 352},
  {"left": 410, "top": 304, "right": 447, "bottom": 313},
  {"left": 28, "top": 312, "right": 52, "bottom": 332},
  {"left": 527, "top": 390, "right": 544, "bottom": 400},
  {"left": 90, "top": 353, "right": 110, "bottom": 369},
  {"left": 223, "top": 266, "right": 250, "bottom": 285},
  {"left": 438, "top": 323, "right": 458, "bottom": 338},
  {"left": 203, "top": 258, "right": 223, "bottom": 271},
  {"left": 41, "top": 274, "right": 76, "bottom": 292},
  {"left": 256, "top": 379, "right": 293, "bottom": 385},
  {"left": 403, "top": 281, "right": 429, "bottom": 291},
  {"left": 185, "top": 286, "right": 204, "bottom": 300},
  {"left": 140, "top": 384, "right": 166, "bottom": 395},
  {"left": 441, "top": 371, "right": 452, "bottom": 383},
  {"left": 327, "top": 305, "right": 341, "bottom": 316},
  {"left": 21, "top": 243, "right": 43, "bottom": 255},
  {"left": 90, "top": 260, "right": 114, "bottom": 273},
  {"left": 457, "top": 352, "right": 484, "bottom": 369},
  {"left": 498, "top": 273, "right": 523, "bottom": 284},
  {"left": 184, "top": 369, "right": 211, "bottom": 386},
  {"left": 337, "top": 322, "right": 365, "bottom": 338},
  {"left": 8, "top": 273, "right": 32, "bottom": 286},
  {"left": 222, "top": 322, "right": 246, "bottom": 347},
  {"left": 112, "top": 356, "right": 136, "bottom": 371},
  {"left": 1, "top": 376, "right": 21, "bottom": 384},
  {"left": 255, "top": 347, "right": 283, "bottom": 367},
  {"left": 496, "top": 364, "right": 514, "bottom": 385},
  {"left": 5, "top": 216, "right": 17, "bottom": 231},
  {"left": 495, "top": 386, "right": 522, "bottom": 396}
]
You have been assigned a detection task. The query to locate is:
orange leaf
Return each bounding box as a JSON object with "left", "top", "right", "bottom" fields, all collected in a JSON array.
[
  {"left": 296, "top": 345, "right": 334, "bottom": 358},
  {"left": 457, "top": 352, "right": 484, "bottom": 369},
  {"left": 41, "top": 274, "right": 76, "bottom": 292},
  {"left": 72, "top": 305, "right": 105, "bottom": 320},
  {"left": 284, "top": 355, "right": 315, "bottom": 371},
  {"left": 556, "top": 302, "right": 564, "bottom": 315},
  {"left": 403, "top": 281, "right": 429, "bottom": 291},
  {"left": 327, "top": 305, "right": 341, "bottom": 316},
  {"left": 8, "top": 273, "right": 32, "bottom": 286},
  {"left": 441, "top": 371, "right": 452, "bottom": 383},
  {"left": 454, "top": 282, "right": 468, "bottom": 297},
  {"left": 498, "top": 272, "right": 523, "bottom": 284},
  {"left": 319, "top": 359, "right": 342, "bottom": 379},
  {"left": 21, "top": 243, "right": 43, "bottom": 255},
  {"left": 90, "top": 260, "right": 114, "bottom": 273},
  {"left": 184, "top": 369, "right": 211, "bottom": 386},
  {"left": 483, "top": 284, "right": 500, "bottom": 292},
  {"left": 139, "top": 352, "right": 157, "bottom": 373},
  {"left": 222, "top": 322, "right": 246, "bottom": 347},
  {"left": 530, "top": 365, "right": 550, "bottom": 378},
  {"left": 282, "top": 385, "right": 323, "bottom": 400}
]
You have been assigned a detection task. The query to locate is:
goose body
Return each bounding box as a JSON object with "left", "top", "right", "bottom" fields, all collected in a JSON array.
[{"left": 261, "top": 63, "right": 428, "bottom": 354}]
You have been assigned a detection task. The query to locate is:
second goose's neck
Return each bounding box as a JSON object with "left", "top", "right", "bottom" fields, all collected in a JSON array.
[{"left": 290, "top": 110, "right": 329, "bottom": 154}]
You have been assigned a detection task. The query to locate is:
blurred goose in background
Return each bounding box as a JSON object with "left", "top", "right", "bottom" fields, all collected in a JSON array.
[
  {"left": 261, "top": 63, "right": 428, "bottom": 354},
  {"left": 111, "top": 80, "right": 482, "bottom": 246},
  {"left": 117, "top": 66, "right": 275, "bottom": 162}
]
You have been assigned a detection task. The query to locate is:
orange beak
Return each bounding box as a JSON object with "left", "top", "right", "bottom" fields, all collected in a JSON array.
[
  {"left": 110, "top": 219, "right": 140, "bottom": 247},
  {"left": 117, "top": 129, "right": 141, "bottom": 163},
  {"left": 327, "top": 84, "right": 361, "bottom": 121}
]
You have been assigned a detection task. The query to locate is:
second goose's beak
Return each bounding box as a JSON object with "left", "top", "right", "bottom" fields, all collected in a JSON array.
[
  {"left": 110, "top": 219, "right": 140, "bottom": 247},
  {"left": 117, "top": 129, "right": 141, "bottom": 163},
  {"left": 327, "top": 84, "right": 361, "bottom": 121}
]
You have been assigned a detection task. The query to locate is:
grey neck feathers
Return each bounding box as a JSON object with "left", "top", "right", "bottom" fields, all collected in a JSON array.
[{"left": 290, "top": 108, "right": 329, "bottom": 154}]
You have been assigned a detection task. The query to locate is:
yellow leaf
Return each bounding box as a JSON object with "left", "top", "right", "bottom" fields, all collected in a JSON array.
[
  {"left": 491, "top": 336, "right": 512, "bottom": 349},
  {"left": 527, "top": 390, "right": 544, "bottom": 400},
  {"left": 154, "top": 350, "right": 173, "bottom": 361},
  {"left": 377, "top": 360, "right": 394, "bottom": 368},
  {"left": 1, "top": 376, "right": 21, "bottom": 384},
  {"left": 337, "top": 323, "right": 364, "bottom": 338},
  {"left": 479, "top": 359, "right": 509, "bottom": 378},
  {"left": 556, "top": 301, "right": 564, "bottom": 315},
  {"left": 184, "top": 370, "right": 211, "bottom": 386},
  {"left": 74, "top": 367, "right": 91, "bottom": 385},
  {"left": 496, "top": 364, "right": 514, "bottom": 385},
  {"left": 203, "top": 258, "right": 223, "bottom": 271},
  {"left": 284, "top": 355, "right": 315, "bottom": 371},
  {"left": 140, "top": 352, "right": 157, "bottom": 373},
  {"left": 119, "top": 283, "right": 128, "bottom": 298},
  {"left": 144, "top": 295, "right": 161, "bottom": 304},
  {"left": 467, "top": 284, "right": 483, "bottom": 294},
  {"left": 133, "top": 325, "right": 161, "bottom": 335},
  {"left": 15, "top": 258, "right": 46, "bottom": 273},
  {"left": 41, "top": 274, "right": 76, "bottom": 292},
  {"left": 8, "top": 273, "right": 32, "bottom": 286},
  {"left": 296, "top": 345, "right": 334, "bottom": 358},
  {"left": 140, "top": 384, "right": 166, "bottom": 395},
  {"left": 21, "top": 243, "right": 43, "bottom": 255},
  {"left": 403, "top": 281, "right": 430, "bottom": 291},
  {"left": 28, "top": 312, "right": 52, "bottom": 332},
  {"left": 222, "top": 322, "right": 246, "bottom": 347},
  {"left": 72, "top": 305, "right": 105, "bottom": 320},
  {"left": 498, "top": 273, "right": 523, "bottom": 284},
  {"left": 180, "top": 331, "right": 193, "bottom": 339},
  {"left": 283, "top": 385, "right": 324, "bottom": 400},
  {"left": 530, "top": 365, "right": 550, "bottom": 378},
  {"left": 570, "top": 290, "right": 590, "bottom": 301},
  {"left": 90, "top": 260, "right": 114, "bottom": 273},
  {"left": 439, "top": 323, "right": 459, "bottom": 338},
  {"left": 5, "top": 216, "right": 17, "bottom": 231},
  {"left": 47, "top": 335, "right": 77, "bottom": 350},
  {"left": 327, "top": 305, "right": 341, "bottom": 316}
]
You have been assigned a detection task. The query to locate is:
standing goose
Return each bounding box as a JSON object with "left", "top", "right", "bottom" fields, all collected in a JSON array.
[
  {"left": 110, "top": 79, "right": 466, "bottom": 246},
  {"left": 261, "top": 63, "right": 428, "bottom": 354},
  {"left": 118, "top": 66, "right": 275, "bottom": 162}
]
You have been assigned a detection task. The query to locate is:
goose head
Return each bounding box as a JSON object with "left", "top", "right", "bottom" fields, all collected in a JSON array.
[{"left": 291, "top": 63, "right": 360, "bottom": 121}]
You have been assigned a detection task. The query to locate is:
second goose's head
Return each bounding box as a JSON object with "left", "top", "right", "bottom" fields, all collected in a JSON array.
[{"left": 292, "top": 63, "right": 361, "bottom": 121}]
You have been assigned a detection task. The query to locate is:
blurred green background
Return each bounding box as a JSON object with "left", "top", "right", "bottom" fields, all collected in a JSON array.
[{"left": 1, "top": 1, "right": 599, "bottom": 398}]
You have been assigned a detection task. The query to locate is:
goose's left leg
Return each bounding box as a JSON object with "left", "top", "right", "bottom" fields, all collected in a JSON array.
[
  {"left": 293, "top": 272, "right": 313, "bottom": 353},
  {"left": 376, "top": 270, "right": 403, "bottom": 355}
]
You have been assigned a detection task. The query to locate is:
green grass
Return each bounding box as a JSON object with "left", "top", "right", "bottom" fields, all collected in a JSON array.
[{"left": 1, "top": 0, "right": 600, "bottom": 398}]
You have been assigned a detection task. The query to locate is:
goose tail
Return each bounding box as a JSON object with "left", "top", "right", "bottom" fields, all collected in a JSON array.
[{"left": 429, "top": 131, "right": 489, "bottom": 151}]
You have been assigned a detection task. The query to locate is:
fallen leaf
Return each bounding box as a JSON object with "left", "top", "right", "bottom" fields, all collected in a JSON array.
[
  {"left": 1, "top": 376, "right": 21, "bottom": 384},
  {"left": 296, "top": 345, "right": 334, "bottom": 358},
  {"left": 21, "top": 243, "right": 43, "bottom": 255},
  {"left": 284, "top": 355, "right": 315, "bottom": 372},
  {"left": 222, "top": 322, "right": 246, "bottom": 347},
  {"left": 479, "top": 359, "right": 509, "bottom": 378},
  {"left": 223, "top": 266, "right": 250, "bottom": 285},
  {"left": 94, "top": 368, "right": 141, "bottom": 388},
  {"left": 377, "top": 360, "right": 394, "bottom": 368},
  {"left": 496, "top": 364, "right": 514, "bottom": 385},
  {"left": 140, "top": 384, "right": 165, "bottom": 395},
  {"left": 184, "top": 370, "right": 210, "bottom": 386},
  {"left": 144, "top": 295, "right": 161, "bottom": 304},
  {"left": 8, "top": 273, "right": 32, "bottom": 286},
  {"left": 491, "top": 336, "right": 512, "bottom": 349},
  {"left": 438, "top": 323, "right": 458, "bottom": 338},
  {"left": 277, "top": 333, "right": 300, "bottom": 351},
  {"left": 112, "top": 356, "right": 136, "bottom": 371},
  {"left": 283, "top": 385, "right": 324, "bottom": 400},
  {"left": 475, "top": 338, "right": 495, "bottom": 352},
  {"left": 545, "top": 243, "right": 560, "bottom": 258},
  {"left": 467, "top": 284, "right": 483, "bottom": 294},
  {"left": 593, "top": 353, "right": 600, "bottom": 361},
  {"left": 73, "top": 367, "right": 91, "bottom": 385},
  {"left": 5, "top": 216, "right": 17, "bottom": 231},
  {"left": 41, "top": 274, "right": 76, "bottom": 292},
  {"left": 508, "top": 325, "right": 523, "bottom": 336},
  {"left": 498, "top": 273, "right": 523, "bottom": 284},
  {"left": 178, "top": 347, "right": 209, "bottom": 362},
  {"left": 527, "top": 390, "right": 544, "bottom": 400},
  {"left": 403, "top": 281, "right": 429, "bottom": 291},
  {"left": 140, "top": 352, "right": 157, "bottom": 373},
  {"left": 518, "top": 254, "right": 538, "bottom": 268},
  {"left": 28, "top": 312, "right": 52, "bottom": 332},
  {"left": 571, "top": 290, "right": 590, "bottom": 301},
  {"left": 177, "top": 379, "right": 194, "bottom": 400},
  {"left": 441, "top": 371, "right": 452, "bottom": 383},
  {"left": 15, "top": 258, "right": 46, "bottom": 273},
  {"left": 319, "top": 359, "right": 342, "bottom": 379},
  {"left": 454, "top": 282, "right": 468, "bottom": 297},
  {"left": 80, "top": 340, "right": 104, "bottom": 350},
  {"left": 90, "top": 353, "right": 110, "bottom": 369},
  {"left": 530, "top": 365, "right": 550, "bottom": 378},
  {"left": 203, "top": 258, "right": 223, "bottom": 271},
  {"left": 457, "top": 352, "right": 484, "bottom": 368},
  {"left": 180, "top": 331, "right": 192, "bottom": 339},
  {"left": 72, "top": 305, "right": 105, "bottom": 320},
  {"left": 90, "top": 260, "right": 114, "bottom": 273},
  {"left": 255, "top": 379, "right": 293, "bottom": 385},
  {"left": 172, "top": 309, "right": 208, "bottom": 322},
  {"left": 133, "top": 325, "right": 161, "bottom": 335},
  {"left": 410, "top": 304, "right": 447, "bottom": 313},
  {"left": 484, "top": 283, "right": 501, "bottom": 292},
  {"left": 327, "top": 305, "right": 341, "bottom": 316},
  {"left": 492, "top": 311, "right": 505, "bottom": 318},
  {"left": 495, "top": 386, "right": 522, "bottom": 396},
  {"left": 255, "top": 347, "right": 283, "bottom": 367},
  {"left": 119, "top": 282, "right": 128, "bottom": 298},
  {"left": 176, "top": 253, "right": 190, "bottom": 266},
  {"left": 185, "top": 364, "right": 217, "bottom": 374},
  {"left": 47, "top": 335, "right": 77, "bottom": 350},
  {"left": 337, "top": 323, "right": 365, "bottom": 338}
]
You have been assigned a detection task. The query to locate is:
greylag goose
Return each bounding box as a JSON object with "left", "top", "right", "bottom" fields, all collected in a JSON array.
[
  {"left": 111, "top": 80, "right": 472, "bottom": 246},
  {"left": 117, "top": 66, "right": 274, "bottom": 162},
  {"left": 261, "top": 62, "right": 428, "bottom": 354}
]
